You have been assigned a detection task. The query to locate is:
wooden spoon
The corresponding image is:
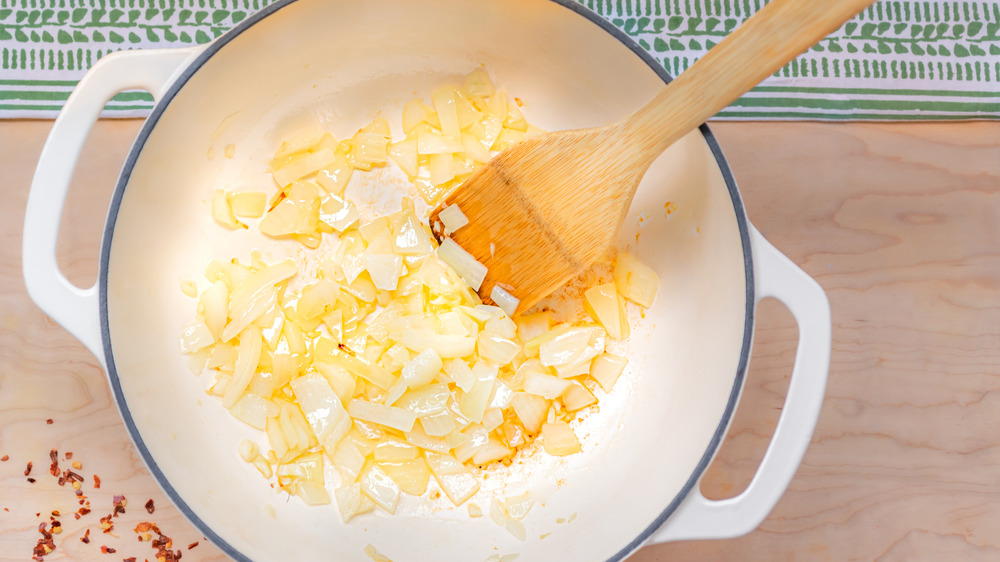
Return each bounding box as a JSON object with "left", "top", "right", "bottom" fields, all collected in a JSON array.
[{"left": 429, "top": 0, "right": 874, "bottom": 315}]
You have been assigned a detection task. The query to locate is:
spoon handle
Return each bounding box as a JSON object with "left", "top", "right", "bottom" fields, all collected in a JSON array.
[{"left": 621, "top": 0, "right": 875, "bottom": 160}]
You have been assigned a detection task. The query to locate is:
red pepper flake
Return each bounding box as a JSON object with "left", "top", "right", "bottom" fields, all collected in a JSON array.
[
  {"left": 145, "top": 499, "right": 155, "bottom": 514},
  {"left": 123, "top": 558, "right": 137, "bottom": 562},
  {"left": 32, "top": 521, "right": 57, "bottom": 560},
  {"left": 27, "top": 477, "right": 36, "bottom": 483},
  {"left": 50, "top": 510, "right": 60, "bottom": 517},
  {"left": 46, "top": 419, "right": 53, "bottom": 424},
  {"left": 3, "top": 508, "right": 8, "bottom": 512},
  {"left": 81, "top": 529, "right": 91, "bottom": 543},
  {"left": 64, "top": 451, "right": 73, "bottom": 460},
  {"left": 188, "top": 541, "right": 199, "bottom": 549},
  {"left": 100, "top": 545, "right": 116, "bottom": 554},
  {"left": 49, "top": 449, "right": 60, "bottom": 477},
  {"left": 113, "top": 495, "right": 127, "bottom": 517},
  {"left": 94, "top": 474, "right": 102, "bottom": 489},
  {"left": 1, "top": 454, "right": 8, "bottom": 461},
  {"left": 25, "top": 461, "right": 33, "bottom": 476},
  {"left": 100, "top": 514, "right": 115, "bottom": 533}
]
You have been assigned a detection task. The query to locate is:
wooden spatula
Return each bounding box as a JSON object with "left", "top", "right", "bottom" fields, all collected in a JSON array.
[{"left": 430, "top": 0, "right": 874, "bottom": 315}]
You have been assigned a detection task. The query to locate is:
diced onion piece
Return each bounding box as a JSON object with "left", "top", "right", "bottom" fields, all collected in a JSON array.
[
  {"left": 510, "top": 392, "right": 548, "bottom": 434},
  {"left": 485, "top": 314, "right": 516, "bottom": 339},
  {"left": 228, "top": 393, "right": 272, "bottom": 430},
  {"left": 222, "top": 326, "right": 262, "bottom": 408},
  {"left": 416, "top": 130, "right": 464, "bottom": 155},
  {"left": 504, "top": 492, "right": 534, "bottom": 521},
  {"left": 468, "top": 503, "right": 483, "bottom": 517},
  {"left": 477, "top": 332, "right": 519, "bottom": 364},
  {"left": 438, "top": 204, "right": 469, "bottom": 234},
  {"left": 222, "top": 259, "right": 297, "bottom": 342},
  {"left": 463, "top": 68, "right": 496, "bottom": 98},
  {"left": 199, "top": 280, "right": 229, "bottom": 339},
  {"left": 348, "top": 400, "right": 417, "bottom": 432},
  {"left": 438, "top": 238, "right": 487, "bottom": 291},
  {"left": 459, "top": 362, "right": 497, "bottom": 423},
  {"left": 538, "top": 327, "right": 597, "bottom": 367},
  {"left": 179, "top": 319, "right": 214, "bottom": 353},
  {"left": 238, "top": 439, "right": 259, "bottom": 462},
  {"left": 180, "top": 280, "right": 198, "bottom": 298},
  {"left": 290, "top": 373, "right": 352, "bottom": 453},
  {"left": 431, "top": 85, "right": 461, "bottom": 140},
  {"left": 296, "top": 479, "right": 331, "bottom": 506},
  {"left": 522, "top": 373, "right": 572, "bottom": 400},
  {"left": 428, "top": 153, "right": 456, "bottom": 186},
  {"left": 584, "top": 283, "right": 629, "bottom": 340},
  {"left": 401, "top": 348, "right": 443, "bottom": 390},
  {"left": 228, "top": 192, "right": 267, "bottom": 218},
  {"left": 360, "top": 464, "right": 400, "bottom": 513},
  {"left": 490, "top": 496, "right": 507, "bottom": 526},
  {"left": 373, "top": 436, "right": 419, "bottom": 462},
  {"left": 482, "top": 408, "right": 503, "bottom": 432},
  {"left": 614, "top": 253, "right": 659, "bottom": 308},
  {"left": 505, "top": 519, "right": 527, "bottom": 542},
  {"left": 273, "top": 148, "right": 336, "bottom": 187},
  {"left": 516, "top": 311, "right": 551, "bottom": 341},
  {"left": 542, "top": 421, "right": 581, "bottom": 456},
  {"left": 320, "top": 193, "right": 361, "bottom": 232},
  {"left": 488, "top": 380, "right": 513, "bottom": 410},
  {"left": 425, "top": 453, "right": 480, "bottom": 506},
  {"left": 406, "top": 421, "right": 452, "bottom": 452},
  {"left": 212, "top": 190, "right": 242, "bottom": 229},
  {"left": 402, "top": 99, "right": 430, "bottom": 134},
  {"left": 561, "top": 382, "right": 597, "bottom": 412},
  {"left": 363, "top": 251, "right": 404, "bottom": 291},
  {"left": 333, "top": 439, "right": 366, "bottom": 483},
  {"left": 490, "top": 285, "right": 519, "bottom": 318},
  {"left": 379, "top": 458, "right": 431, "bottom": 496},
  {"left": 472, "top": 438, "right": 511, "bottom": 466},
  {"left": 316, "top": 152, "right": 353, "bottom": 195},
  {"left": 252, "top": 457, "right": 272, "bottom": 478},
  {"left": 335, "top": 482, "right": 372, "bottom": 523},
  {"left": 591, "top": 353, "right": 628, "bottom": 392}
]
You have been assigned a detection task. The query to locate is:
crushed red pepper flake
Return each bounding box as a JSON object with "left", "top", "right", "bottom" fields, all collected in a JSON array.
[
  {"left": 32, "top": 521, "right": 57, "bottom": 560},
  {"left": 46, "top": 419, "right": 53, "bottom": 425},
  {"left": 124, "top": 558, "right": 137, "bottom": 562},
  {"left": 101, "top": 545, "right": 117, "bottom": 554},
  {"left": 145, "top": 499, "right": 155, "bottom": 514},
  {"left": 81, "top": 529, "right": 91, "bottom": 543},
  {"left": 100, "top": 514, "right": 115, "bottom": 533},
  {"left": 49, "top": 449, "right": 61, "bottom": 477},
  {"left": 113, "top": 495, "right": 127, "bottom": 517},
  {"left": 94, "top": 474, "right": 102, "bottom": 488},
  {"left": 1, "top": 454, "right": 8, "bottom": 461},
  {"left": 188, "top": 541, "right": 199, "bottom": 549},
  {"left": 25, "top": 461, "right": 33, "bottom": 476},
  {"left": 64, "top": 451, "right": 73, "bottom": 460},
  {"left": 27, "top": 477, "right": 37, "bottom": 483}
]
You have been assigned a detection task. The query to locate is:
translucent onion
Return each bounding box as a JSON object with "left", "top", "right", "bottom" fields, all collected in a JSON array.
[{"left": 437, "top": 238, "right": 487, "bottom": 291}]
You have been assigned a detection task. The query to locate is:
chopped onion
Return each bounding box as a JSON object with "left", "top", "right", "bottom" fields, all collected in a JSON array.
[
  {"left": 614, "top": 252, "right": 660, "bottom": 308},
  {"left": 272, "top": 148, "right": 336, "bottom": 187},
  {"left": 489, "top": 285, "right": 519, "bottom": 317},
  {"left": 332, "top": 439, "right": 365, "bottom": 483},
  {"left": 290, "top": 373, "right": 352, "bottom": 453},
  {"left": 360, "top": 464, "right": 400, "bottom": 513},
  {"left": 348, "top": 400, "right": 417, "bottom": 432},
  {"left": 561, "top": 382, "right": 597, "bottom": 412},
  {"left": 459, "top": 362, "right": 497, "bottom": 423},
  {"left": 222, "top": 326, "right": 262, "bottom": 408},
  {"left": 504, "top": 492, "right": 534, "bottom": 521},
  {"left": 222, "top": 259, "right": 296, "bottom": 342},
  {"left": 584, "top": 283, "right": 628, "bottom": 340},
  {"left": 238, "top": 439, "right": 259, "bottom": 462},
  {"left": 335, "top": 483, "right": 372, "bottom": 523},
  {"left": 425, "top": 453, "right": 479, "bottom": 506},
  {"left": 228, "top": 192, "right": 267, "bottom": 218},
  {"left": 591, "top": 353, "right": 628, "bottom": 392},
  {"left": 510, "top": 392, "right": 548, "bottom": 434},
  {"left": 179, "top": 319, "right": 214, "bottom": 354},
  {"left": 438, "top": 204, "right": 469, "bottom": 234},
  {"left": 523, "top": 373, "right": 571, "bottom": 400},
  {"left": 379, "top": 458, "right": 431, "bottom": 496},
  {"left": 542, "top": 421, "right": 581, "bottom": 456},
  {"left": 373, "top": 436, "right": 419, "bottom": 462},
  {"left": 401, "top": 348, "right": 443, "bottom": 390},
  {"left": 438, "top": 238, "right": 487, "bottom": 291},
  {"left": 228, "top": 393, "right": 273, "bottom": 430},
  {"left": 212, "top": 189, "right": 242, "bottom": 229}
]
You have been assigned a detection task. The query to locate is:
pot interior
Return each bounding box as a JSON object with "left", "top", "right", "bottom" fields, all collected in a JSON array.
[{"left": 103, "top": 0, "right": 751, "bottom": 559}]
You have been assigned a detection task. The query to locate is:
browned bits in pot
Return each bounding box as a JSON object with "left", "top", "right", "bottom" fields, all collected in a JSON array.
[{"left": 145, "top": 499, "right": 155, "bottom": 514}]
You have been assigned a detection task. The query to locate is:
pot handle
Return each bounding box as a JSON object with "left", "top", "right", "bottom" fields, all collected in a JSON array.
[
  {"left": 650, "top": 226, "right": 831, "bottom": 543},
  {"left": 22, "top": 47, "right": 201, "bottom": 366}
]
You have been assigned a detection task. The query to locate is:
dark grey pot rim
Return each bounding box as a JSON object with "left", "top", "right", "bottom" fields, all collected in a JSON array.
[{"left": 98, "top": 1, "right": 755, "bottom": 560}]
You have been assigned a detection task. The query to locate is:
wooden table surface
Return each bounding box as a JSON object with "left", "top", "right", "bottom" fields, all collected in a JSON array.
[{"left": 1, "top": 119, "right": 998, "bottom": 561}]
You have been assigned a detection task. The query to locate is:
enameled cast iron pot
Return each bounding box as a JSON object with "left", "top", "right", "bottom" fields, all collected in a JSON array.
[{"left": 23, "top": 0, "right": 832, "bottom": 560}]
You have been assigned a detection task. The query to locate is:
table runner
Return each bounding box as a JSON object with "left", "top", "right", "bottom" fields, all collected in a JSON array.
[{"left": 1, "top": 0, "right": 998, "bottom": 120}]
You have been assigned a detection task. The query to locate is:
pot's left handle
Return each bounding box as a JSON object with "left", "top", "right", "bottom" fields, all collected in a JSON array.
[{"left": 22, "top": 47, "right": 202, "bottom": 365}]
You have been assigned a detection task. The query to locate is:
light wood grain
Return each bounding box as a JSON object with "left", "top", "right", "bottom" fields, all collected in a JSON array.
[
  {"left": 433, "top": 0, "right": 872, "bottom": 315},
  {"left": 1, "top": 118, "right": 998, "bottom": 561}
]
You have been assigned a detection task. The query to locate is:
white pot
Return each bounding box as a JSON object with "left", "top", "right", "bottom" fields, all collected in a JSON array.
[{"left": 22, "top": 0, "right": 831, "bottom": 560}]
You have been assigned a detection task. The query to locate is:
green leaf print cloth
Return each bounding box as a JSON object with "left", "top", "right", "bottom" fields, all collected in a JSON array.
[{"left": 1, "top": 0, "right": 998, "bottom": 119}]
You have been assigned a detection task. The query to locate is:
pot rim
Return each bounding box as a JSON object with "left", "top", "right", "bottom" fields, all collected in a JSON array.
[{"left": 97, "top": 1, "right": 756, "bottom": 559}]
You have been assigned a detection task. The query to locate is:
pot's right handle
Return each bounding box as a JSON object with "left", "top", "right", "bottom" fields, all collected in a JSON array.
[
  {"left": 650, "top": 226, "right": 831, "bottom": 543},
  {"left": 22, "top": 47, "right": 201, "bottom": 365}
]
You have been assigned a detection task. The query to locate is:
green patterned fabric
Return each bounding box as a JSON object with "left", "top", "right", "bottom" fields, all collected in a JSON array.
[{"left": 1, "top": 0, "right": 998, "bottom": 119}]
